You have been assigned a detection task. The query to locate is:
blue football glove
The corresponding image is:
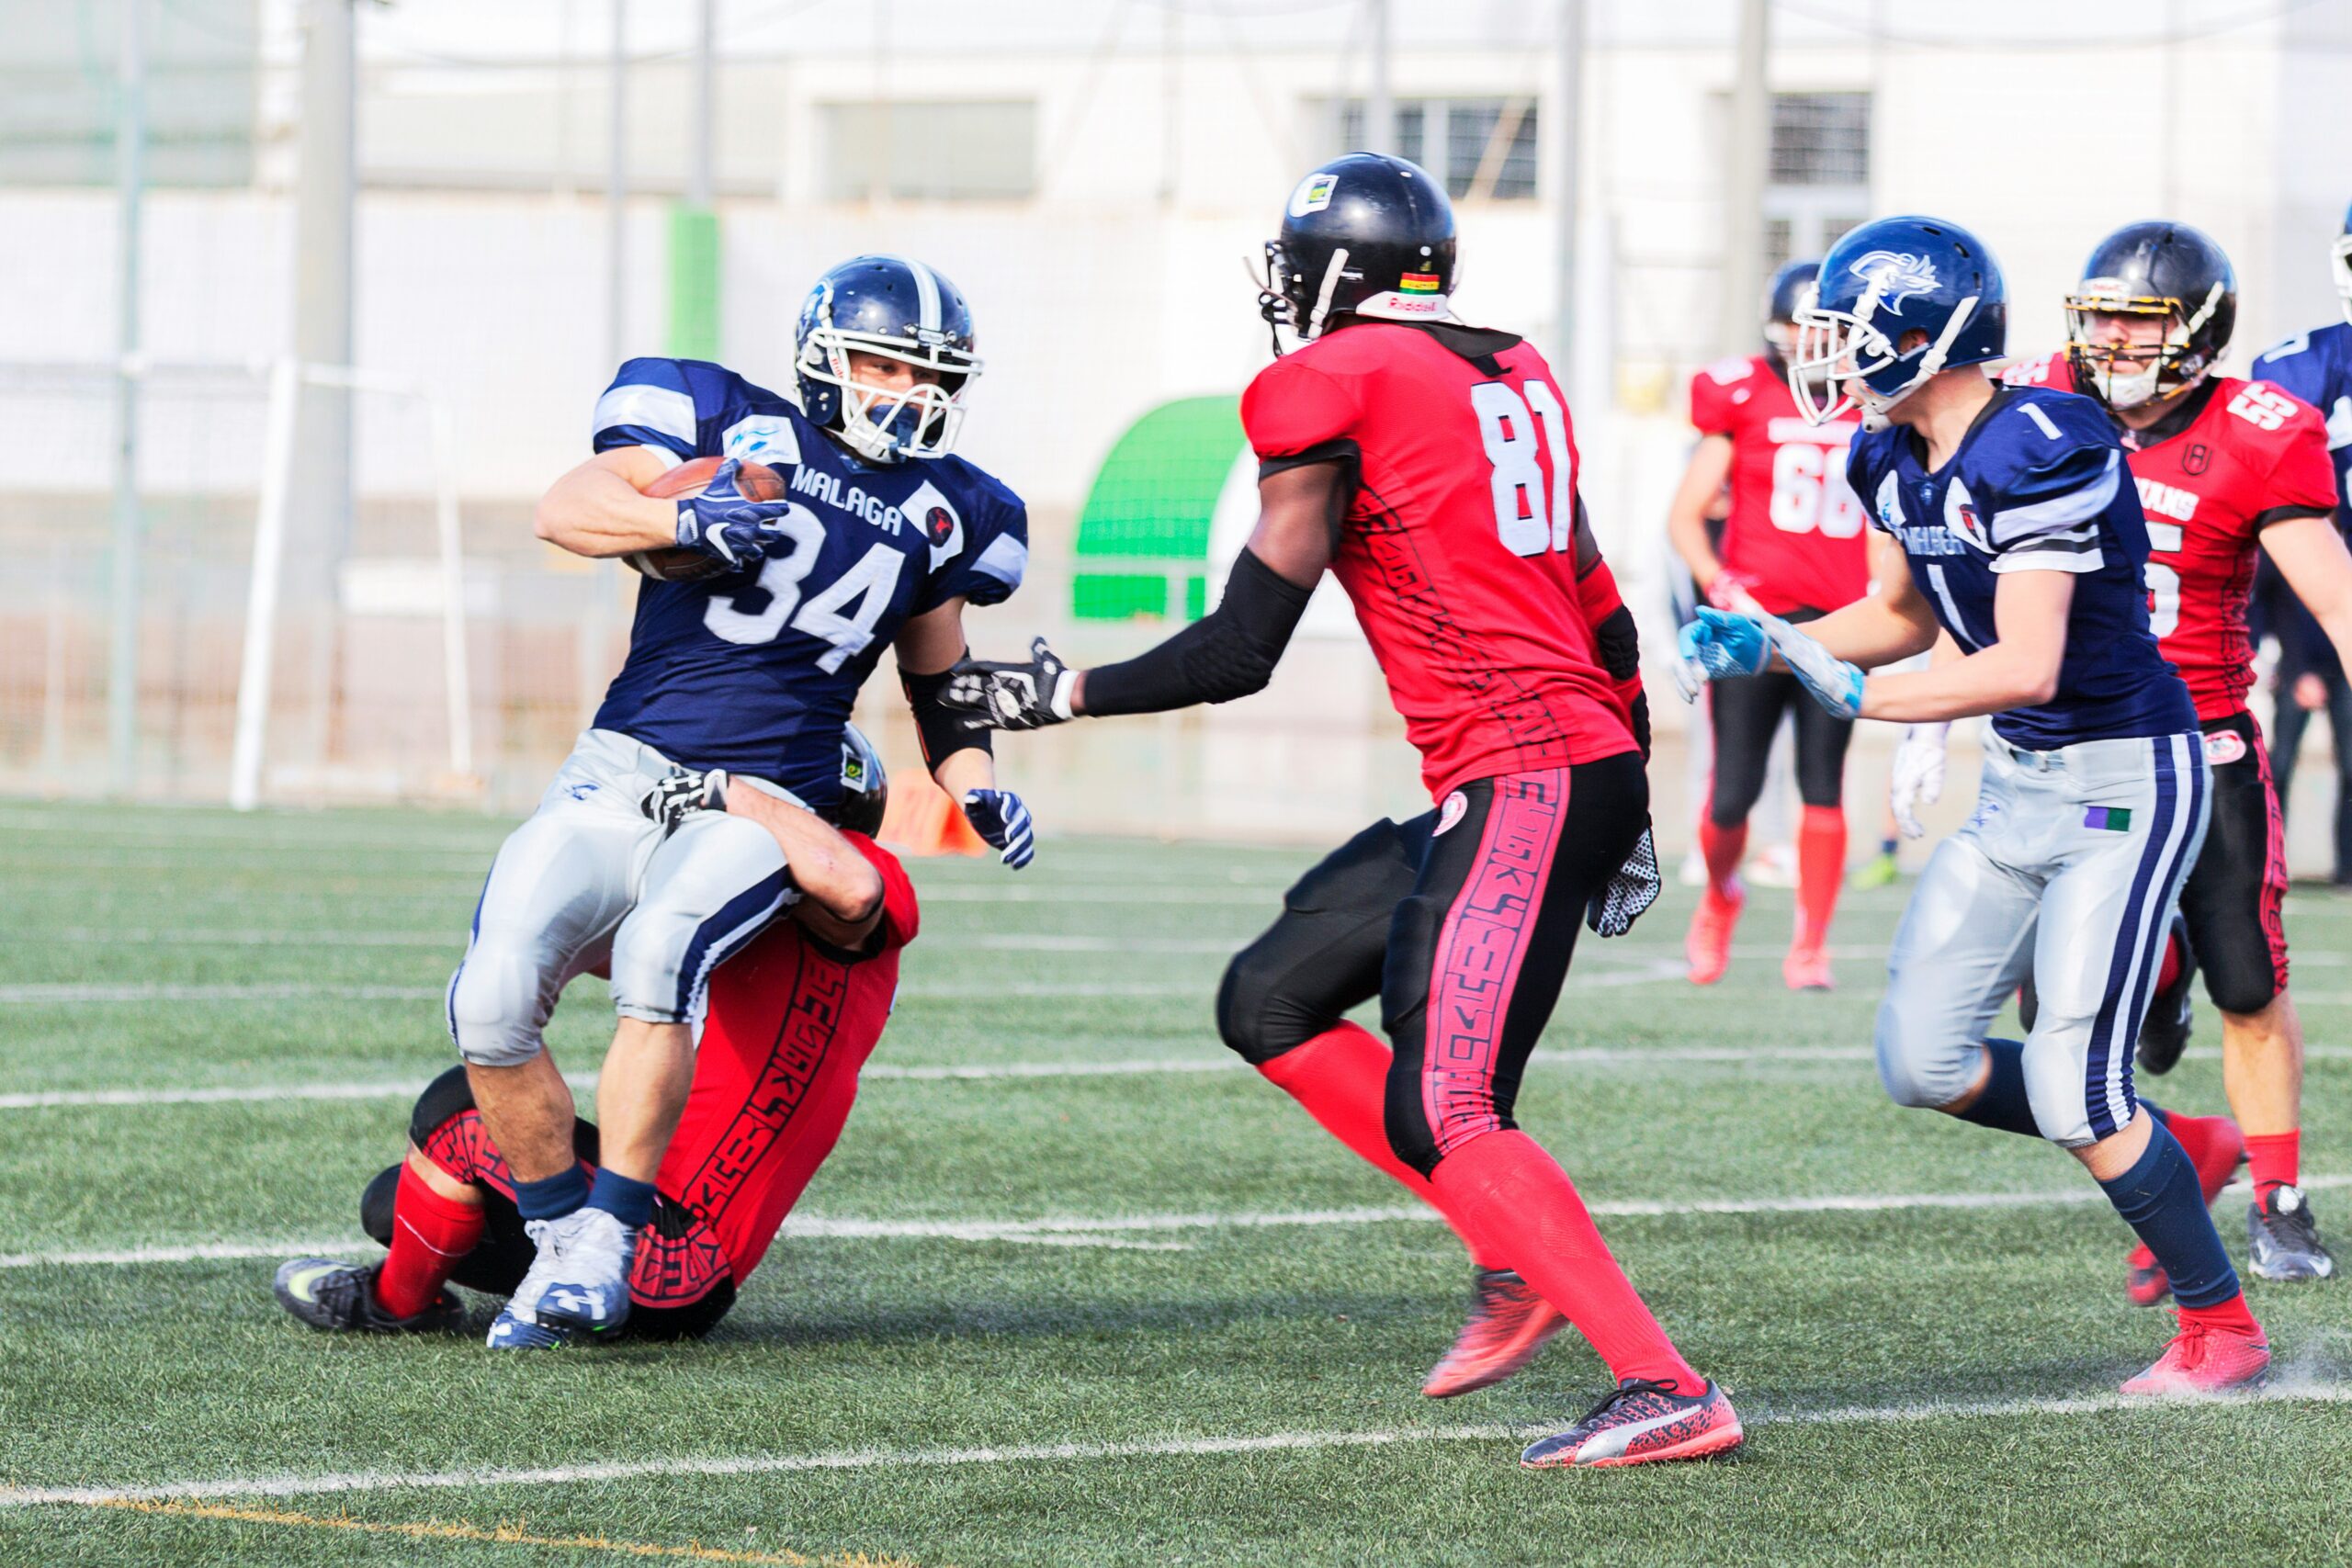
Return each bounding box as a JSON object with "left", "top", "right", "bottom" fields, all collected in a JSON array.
[
  {"left": 961, "top": 788, "right": 1036, "bottom": 870},
  {"left": 1672, "top": 606, "right": 1772, "bottom": 702},
  {"left": 1763, "top": 616, "right": 1867, "bottom": 720},
  {"left": 673, "top": 458, "right": 791, "bottom": 570}
]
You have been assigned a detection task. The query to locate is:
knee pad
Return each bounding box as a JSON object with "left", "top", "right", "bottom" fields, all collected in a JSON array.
[
  {"left": 1382, "top": 1086, "right": 1443, "bottom": 1180},
  {"left": 359, "top": 1163, "right": 401, "bottom": 1247},
  {"left": 1873, "top": 998, "right": 1977, "bottom": 1111},
  {"left": 408, "top": 1064, "right": 479, "bottom": 1149},
  {"left": 2201, "top": 958, "right": 2278, "bottom": 1020},
  {"left": 610, "top": 822, "right": 787, "bottom": 1026},
  {"left": 2020, "top": 1037, "right": 2104, "bottom": 1149},
  {"left": 1214, "top": 947, "right": 1323, "bottom": 1066},
  {"left": 446, "top": 938, "right": 554, "bottom": 1067}
]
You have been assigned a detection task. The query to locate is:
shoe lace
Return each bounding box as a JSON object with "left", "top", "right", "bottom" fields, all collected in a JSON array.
[
  {"left": 1577, "top": 1378, "right": 1675, "bottom": 1427},
  {"left": 2264, "top": 1191, "right": 2323, "bottom": 1249}
]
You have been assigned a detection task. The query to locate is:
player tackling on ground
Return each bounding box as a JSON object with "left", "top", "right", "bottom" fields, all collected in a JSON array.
[
  {"left": 1683, "top": 215, "right": 2270, "bottom": 1393},
  {"left": 276, "top": 736, "right": 916, "bottom": 1337},
  {"left": 1667, "top": 258, "right": 1870, "bottom": 989},
  {"left": 2006, "top": 221, "right": 2348, "bottom": 1288},
  {"left": 944, "top": 153, "right": 1741, "bottom": 1469},
  {"left": 445, "top": 255, "right": 1034, "bottom": 1348}
]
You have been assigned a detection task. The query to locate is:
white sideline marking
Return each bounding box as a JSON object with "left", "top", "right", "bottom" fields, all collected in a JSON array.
[
  {"left": 6, "top": 1384, "right": 2346, "bottom": 1508},
  {"left": 7, "top": 1174, "right": 2341, "bottom": 1269},
  {"left": 0, "top": 980, "right": 1201, "bottom": 1006}
]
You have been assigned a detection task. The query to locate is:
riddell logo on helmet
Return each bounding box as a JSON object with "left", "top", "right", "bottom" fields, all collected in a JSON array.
[{"left": 1365, "top": 292, "right": 1444, "bottom": 317}]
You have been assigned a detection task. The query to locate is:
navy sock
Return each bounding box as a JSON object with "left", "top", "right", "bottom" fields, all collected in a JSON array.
[
  {"left": 1879, "top": 836, "right": 1898, "bottom": 856},
  {"left": 513, "top": 1162, "right": 592, "bottom": 1223},
  {"left": 1954, "top": 1039, "right": 2040, "bottom": 1137},
  {"left": 585, "top": 1169, "right": 656, "bottom": 1231},
  {"left": 2098, "top": 1123, "right": 2240, "bottom": 1309}
]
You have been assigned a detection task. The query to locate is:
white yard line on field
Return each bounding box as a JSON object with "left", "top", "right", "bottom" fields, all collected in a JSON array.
[
  {"left": 0, "top": 980, "right": 1204, "bottom": 1005},
  {"left": 6, "top": 1174, "right": 2340, "bottom": 1270},
  {"left": 5, "top": 1383, "right": 2346, "bottom": 1508}
]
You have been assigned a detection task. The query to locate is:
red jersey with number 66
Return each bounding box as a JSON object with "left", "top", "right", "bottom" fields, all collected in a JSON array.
[
  {"left": 1689, "top": 354, "right": 1868, "bottom": 615},
  {"left": 1241, "top": 321, "right": 1641, "bottom": 801},
  {"left": 2005, "top": 353, "right": 2339, "bottom": 721}
]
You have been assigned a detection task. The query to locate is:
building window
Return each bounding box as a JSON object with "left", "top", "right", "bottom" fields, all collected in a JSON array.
[
  {"left": 1761, "top": 92, "right": 1869, "bottom": 269},
  {"left": 1330, "top": 96, "right": 1538, "bottom": 201},
  {"left": 821, "top": 101, "right": 1036, "bottom": 201}
]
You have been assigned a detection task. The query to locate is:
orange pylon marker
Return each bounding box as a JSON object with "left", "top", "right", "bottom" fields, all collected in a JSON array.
[{"left": 877, "top": 767, "right": 989, "bottom": 857}]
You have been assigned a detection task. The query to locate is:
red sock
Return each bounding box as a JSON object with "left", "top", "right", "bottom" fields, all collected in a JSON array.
[
  {"left": 2181, "top": 1291, "right": 2261, "bottom": 1337},
  {"left": 1260, "top": 1025, "right": 1509, "bottom": 1269},
  {"left": 1794, "top": 806, "right": 1847, "bottom": 950},
  {"left": 2245, "top": 1131, "right": 2301, "bottom": 1197},
  {"left": 377, "top": 1161, "right": 485, "bottom": 1319},
  {"left": 2155, "top": 933, "right": 2184, "bottom": 993},
  {"left": 2159, "top": 1111, "right": 2241, "bottom": 1196},
  {"left": 1698, "top": 816, "right": 1747, "bottom": 899},
  {"left": 1429, "top": 1130, "right": 1701, "bottom": 1391}
]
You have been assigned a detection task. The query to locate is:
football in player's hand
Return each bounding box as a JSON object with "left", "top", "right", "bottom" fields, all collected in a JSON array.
[{"left": 628, "top": 457, "right": 786, "bottom": 581}]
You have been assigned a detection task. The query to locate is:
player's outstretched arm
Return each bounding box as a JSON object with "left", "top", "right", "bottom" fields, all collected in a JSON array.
[
  {"left": 944, "top": 463, "right": 1338, "bottom": 731},
  {"left": 1797, "top": 533, "right": 1941, "bottom": 669},
  {"left": 721, "top": 787, "right": 887, "bottom": 948},
  {"left": 534, "top": 446, "right": 687, "bottom": 558},
  {"left": 1854, "top": 570, "right": 2072, "bottom": 722},
  {"left": 2260, "top": 513, "right": 2352, "bottom": 674}
]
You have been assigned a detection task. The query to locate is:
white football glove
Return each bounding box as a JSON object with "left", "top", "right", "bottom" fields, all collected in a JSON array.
[{"left": 1888, "top": 723, "right": 1950, "bottom": 840}]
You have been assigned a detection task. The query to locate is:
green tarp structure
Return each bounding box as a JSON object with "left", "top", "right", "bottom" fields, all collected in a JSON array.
[{"left": 1071, "top": 395, "right": 1244, "bottom": 622}]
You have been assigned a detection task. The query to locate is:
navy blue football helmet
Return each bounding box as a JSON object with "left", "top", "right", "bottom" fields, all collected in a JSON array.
[
  {"left": 2334, "top": 199, "right": 2352, "bottom": 324},
  {"left": 1261, "top": 152, "right": 1457, "bottom": 350},
  {"left": 833, "top": 723, "right": 888, "bottom": 840},
  {"left": 794, "top": 255, "right": 981, "bottom": 463},
  {"left": 1762, "top": 258, "right": 1822, "bottom": 367},
  {"left": 1787, "top": 216, "right": 2007, "bottom": 429},
  {"left": 2064, "top": 220, "right": 2235, "bottom": 412}
]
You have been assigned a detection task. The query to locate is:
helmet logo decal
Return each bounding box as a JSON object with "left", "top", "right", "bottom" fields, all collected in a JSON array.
[
  {"left": 1289, "top": 172, "right": 1338, "bottom": 217},
  {"left": 1848, "top": 250, "right": 1940, "bottom": 316}
]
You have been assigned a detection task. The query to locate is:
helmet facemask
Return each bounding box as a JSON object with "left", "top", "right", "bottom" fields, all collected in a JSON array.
[
  {"left": 1256, "top": 239, "right": 1360, "bottom": 354},
  {"left": 2333, "top": 230, "right": 2352, "bottom": 326},
  {"left": 2064, "top": 280, "right": 2224, "bottom": 412},
  {"left": 1789, "top": 288, "right": 1983, "bottom": 433},
  {"left": 797, "top": 283, "right": 981, "bottom": 463}
]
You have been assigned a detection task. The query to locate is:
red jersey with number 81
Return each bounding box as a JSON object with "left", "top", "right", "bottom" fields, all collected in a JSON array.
[
  {"left": 1241, "top": 321, "right": 1639, "bottom": 801},
  {"left": 1688, "top": 354, "right": 1868, "bottom": 615},
  {"left": 2005, "top": 353, "right": 2339, "bottom": 721}
]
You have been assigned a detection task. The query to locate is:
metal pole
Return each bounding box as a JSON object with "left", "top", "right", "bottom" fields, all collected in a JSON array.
[
  {"left": 231, "top": 359, "right": 303, "bottom": 812},
  {"left": 689, "top": 0, "right": 714, "bottom": 209},
  {"left": 607, "top": 0, "right": 628, "bottom": 365},
  {"left": 1722, "top": 0, "right": 1770, "bottom": 355},
  {"left": 1364, "top": 0, "right": 1392, "bottom": 154},
  {"left": 1552, "top": 0, "right": 1585, "bottom": 371},
  {"left": 293, "top": 0, "right": 356, "bottom": 773},
  {"left": 108, "top": 0, "right": 147, "bottom": 795}
]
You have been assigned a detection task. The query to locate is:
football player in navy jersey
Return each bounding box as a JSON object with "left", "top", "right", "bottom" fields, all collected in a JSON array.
[
  {"left": 445, "top": 255, "right": 1035, "bottom": 1349},
  {"left": 1679, "top": 216, "right": 2271, "bottom": 1394}
]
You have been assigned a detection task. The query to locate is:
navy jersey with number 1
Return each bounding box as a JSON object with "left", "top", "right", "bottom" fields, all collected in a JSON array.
[
  {"left": 2251, "top": 321, "right": 2352, "bottom": 534},
  {"left": 587, "top": 356, "right": 1029, "bottom": 811},
  {"left": 1846, "top": 385, "right": 2195, "bottom": 750}
]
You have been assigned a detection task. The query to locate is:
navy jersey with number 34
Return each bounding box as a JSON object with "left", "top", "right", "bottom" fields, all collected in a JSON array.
[
  {"left": 587, "top": 356, "right": 1028, "bottom": 808},
  {"left": 1846, "top": 385, "right": 2195, "bottom": 750}
]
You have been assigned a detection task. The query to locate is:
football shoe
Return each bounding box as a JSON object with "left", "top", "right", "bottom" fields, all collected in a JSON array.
[
  {"left": 2120, "top": 1315, "right": 2270, "bottom": 1396},
  {"left": 1782, "top": 942, "right": 1834, "bottom": 992},
  {"left": 1521, "top": 1379, "right": 1744, "bottom": 1469},
  {"left": 1421, "top": 1268, "right": 1568, "bottom": 1399},
  {"left": 273, "top": 1258, "right": 462, "bottom": 1335},
  {"left": 1685, "top": 883, "right": 1743, "bottom": 986},
  {"left": 486, "top": 1208, "right": 636, "bottom": 1350},
  {"left": 2123, "top": 1116, "right": 2244, "bottom": 1306},
  {"left": 2135, "top": 913, "right": 2197, "bottom": 1076},
  {"left": 2247, "top": 1186, "right": 2336, "bottom": 1281}
]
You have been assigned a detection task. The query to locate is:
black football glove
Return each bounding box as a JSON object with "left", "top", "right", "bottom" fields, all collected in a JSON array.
[
  {"left": 1586, "top": 824, "right": 1660, "bottom": 938},
  {"left": 944, "top": 637, "right": 1076, "bottom": 732},
  {"left": 639, "top": 767, "right": 729, "bottom": 836},
  {"left": 960, "top": 788, "right": 1036, "bottom": 869},
  {"left": 673, "top": 458, "right": 791, "bottom": 569}
]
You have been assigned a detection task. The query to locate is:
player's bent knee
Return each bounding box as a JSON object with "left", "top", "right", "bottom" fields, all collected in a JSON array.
[
  {"left": 359, "top": 1163, "right": 401, "bottom": 1247},
  {"left": 1873, "top": 999, "right": 1975, "bottom": 1111},
  {"left": 409, "top": 1064, "right": 479, "bottom": 1148},
  {"left": 1214, "top": 947, "right": 1323, "bottom": 1066},
  {"left": 446, "top": 935, "right": 556, "bottom": 1066},
  {"left": 2205, "top": 964, "right": 2279, "bottom": 1020},
  {"left": 2020, "top": 1039, "right": 2102, "bottom": 1148}
]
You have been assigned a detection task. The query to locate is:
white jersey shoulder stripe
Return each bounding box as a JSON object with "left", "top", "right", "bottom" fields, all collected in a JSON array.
[
  {"left": 593, "top": 383, "right": 697, "bottom": 447},
  {"left": 973, "top": 532, "right": 1029, "bottom": 589},
  {"left": 1989, "top": 449, "right": 2120, "bottom": 547}
]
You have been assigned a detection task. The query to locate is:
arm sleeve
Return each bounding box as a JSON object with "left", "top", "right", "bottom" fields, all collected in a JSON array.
[
  {"left": 1986, "top": 432, "right": 2119, "bottom": 576},
  {"left": 2250, "top": 389, "right": 2342, "bottom": 530},
  {"left": 1080, "top": 548, "right": 1313, "bottom": 716},
  {"left": 846, "top": 836, "right": 922, "bottom": 953},
  {"left": 901, "top": 660, "right": 991, "bottom": 769},
  {"left": 592, "top": 357, "right": 708, "bottom": 461},
  {"left": 917, "top": 479, "right": 1030, "bottom": 614}
]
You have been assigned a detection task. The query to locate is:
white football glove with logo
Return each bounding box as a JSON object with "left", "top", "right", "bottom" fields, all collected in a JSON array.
[{"left": 1888, "top": 723, "right": 1950, "bottom": 840}]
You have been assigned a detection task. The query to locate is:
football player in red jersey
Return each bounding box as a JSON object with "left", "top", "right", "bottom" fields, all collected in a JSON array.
[
  {"left": 944, "top": 153, "right": 1740, "bottom": 1470},
  {"left": 1668, "top": 259, "right": 1870, "bottom": 988},
  {"left": 2006, "top": 220, "right": 2352, "bottom": 1285},
  {"left": 272, "top": 729, "right": 920, "bottom": 1338}
]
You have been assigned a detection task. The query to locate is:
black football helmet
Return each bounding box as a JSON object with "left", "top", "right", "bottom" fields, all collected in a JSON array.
[
  {"left": 2334, "top": 198, "right": 2352, "bottom": 325},
  {"left": 1762, "top": 258, "right": 1822, "bottom": 368},
  {"left": 833, "top": 723, "right": 888, "bottom": 840},
  {"left": 1260, "top": 152, "right": 1456, "bottom": 352},
  {"left": 794, "top": 255, "right": 981, "bottom": 463},
  {"left": 2064, "top": 221, "right": 2235, "bottom": 412}
]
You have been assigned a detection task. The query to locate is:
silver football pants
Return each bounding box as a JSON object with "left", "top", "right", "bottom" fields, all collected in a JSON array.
[
  {"left": 1875, "top": 730, "right": 2210, "bottom": 1148},
  {"left": 445, "top": 728, "right": 794, "bottom": 1066}
]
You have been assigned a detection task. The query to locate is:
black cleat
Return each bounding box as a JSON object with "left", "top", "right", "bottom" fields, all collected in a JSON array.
[
  {"left": 2135, "top": 912, "right": 2197, "bottom": 1076},
  {"left": 2247, "top": 1187, "right": 2336, "bottom": 1281},
  {"left": 273, "top": 1258, "right": 464, "bottom": 1334}
]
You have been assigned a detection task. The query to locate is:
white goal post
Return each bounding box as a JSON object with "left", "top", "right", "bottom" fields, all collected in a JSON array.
[{"left": 228, "top": 357, "right": 474, "bottom": 811}]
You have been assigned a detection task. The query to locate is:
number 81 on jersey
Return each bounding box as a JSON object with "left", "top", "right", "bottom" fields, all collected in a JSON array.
[{"left": 1470, "top": 378, "right": 1579, "bottom": 558}]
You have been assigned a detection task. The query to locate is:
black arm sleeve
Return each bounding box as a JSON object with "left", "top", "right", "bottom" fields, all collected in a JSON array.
[
  {"left": 902, "top": 660, "right": 993, "bottom": 770},
  {"left": 1080, "top": 548, "right": 1315, "bottom": 717}
]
